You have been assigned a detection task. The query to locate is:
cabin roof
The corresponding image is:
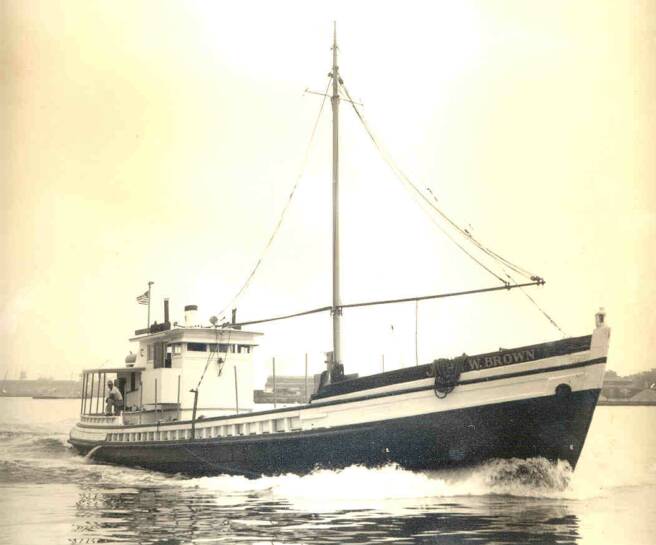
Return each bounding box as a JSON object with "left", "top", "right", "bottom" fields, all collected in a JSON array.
[{"left": 129, "top": 326, "right": 263, "bottom": 343}]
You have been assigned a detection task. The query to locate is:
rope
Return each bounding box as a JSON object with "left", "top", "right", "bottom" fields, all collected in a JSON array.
[
  {"left": 430, "top": 355, "right": 466, "bottom": 399},
  {"left": 340, "top": 81, "right": 538, "bottom": 282},
  {"left": 217, "top": 80, "right": 331, "bottom": 320}
]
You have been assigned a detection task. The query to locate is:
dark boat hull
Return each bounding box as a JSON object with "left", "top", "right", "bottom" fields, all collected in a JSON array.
[{"left": 71, "top": 387, "right": 600, "bottom": 477}]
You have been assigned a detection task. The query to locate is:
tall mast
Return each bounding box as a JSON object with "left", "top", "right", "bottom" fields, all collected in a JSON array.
[{"left": 331, "top": 22, "right": 342, "bottom": 365}]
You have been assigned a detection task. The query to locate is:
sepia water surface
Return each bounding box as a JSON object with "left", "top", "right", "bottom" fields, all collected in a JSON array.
[{"left": 0, "top": 398, "right": 654, "bottom": 544}]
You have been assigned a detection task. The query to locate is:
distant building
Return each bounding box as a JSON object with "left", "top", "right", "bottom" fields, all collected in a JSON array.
[
  {"left": 253, "top": 373, "right": 359, "bottom": 404},
  {"left": 263, "top": 375, "right": 311, "bottom": 394},
  {"left": 601, "top": 376, "right": 642, "bottom": 400},
  {"left": 254, "top": 375, "right": 314, "bottom": 404},
  {"left": 0, "top": 379, "right": 82, "bottom": 398},
  {"left": 630, "top": 389, "right": 656, "bottom": 403}
]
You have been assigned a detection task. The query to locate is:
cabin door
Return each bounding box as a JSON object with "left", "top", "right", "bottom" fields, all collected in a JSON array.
[{"left": 153, "top": 342, "right": 167, "bottom": 369}]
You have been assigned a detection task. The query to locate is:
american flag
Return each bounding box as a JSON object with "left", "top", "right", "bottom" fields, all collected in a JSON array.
[{"left": 136, "top": 291, "right": 150, "bottom": 305}]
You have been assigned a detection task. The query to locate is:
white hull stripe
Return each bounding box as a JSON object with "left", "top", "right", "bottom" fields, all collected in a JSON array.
[
  {"left": 458, "top": 357, "right": 605, "bottom": 387},
  {"left": 73, "top": 356, "right": 605, "bottom": 435},
  {"left": 309, "top": 357, "right": 605, "bottom": 410},
  {"left": 71, "top": 369, "right": 604, "bottom": 445},
  {"left": 313, "top": 335, "right": 593, "bottom": 401}
]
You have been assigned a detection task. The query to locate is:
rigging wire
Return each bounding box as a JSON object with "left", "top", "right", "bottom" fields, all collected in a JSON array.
[
  {"left": 339, "top": 82, "right": 503, "bottom": 276},
  {"left": 216, "top": 79, "right": 332, "bottom": 320},
  {"left": 216, "top": 327, "right": 232, "bottom": 377},
  {"left": 195, "top": 325, "right": 233, "bottom": 391},
  {"left": 338, "top": 79, "right": 567, "bottom": 336},
  {"left": 420, "top": 183, "right": 513, "bottom": 284},
  {"left": 229, "top": 304, "right": 332, "bottom": 327},
  {"left": 504, "top": 272, "right": 568, "bottom": 337},
  {"left": 339, "top": 81, "right": 538, "bottom": 282},
  {"left": 338, "top": 79, "right": 569, "bottom": 335},
  {"left": 195, "top": 326, "right": 219, "bottom": 390},
  {"left": 339, "top": 85, "right": 505, "bottom": 285}
]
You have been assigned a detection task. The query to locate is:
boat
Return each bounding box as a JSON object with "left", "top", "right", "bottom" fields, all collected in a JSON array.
[
  {"left": 1, "top": 370, "right": 8, "bottom": 396},
  {"left": 69, "top": 27, "right": 610, "bottom": 477},
  {"left": 33, "top": 395, "right": 79, "bottom": 399}
]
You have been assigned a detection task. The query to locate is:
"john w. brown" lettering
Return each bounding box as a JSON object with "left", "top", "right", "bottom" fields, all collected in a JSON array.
[{"left": 465, "top": 349, "right": 536, "bottom": 371}]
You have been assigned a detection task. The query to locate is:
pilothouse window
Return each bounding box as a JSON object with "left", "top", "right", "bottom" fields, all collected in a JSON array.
[
  {"left": 187, "top": 343, "right": 207, "bottom": 352},
  {"left": 208, "top": 344, "right": 241, "bottom": 353}
]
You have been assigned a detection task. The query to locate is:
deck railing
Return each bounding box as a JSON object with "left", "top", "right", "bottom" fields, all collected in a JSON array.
[
  {"left": 81, "top": 414, "right": 122, "bottom": 425},
  {"left": 105, "top": 414, "right": 304, "bottom": 443}
]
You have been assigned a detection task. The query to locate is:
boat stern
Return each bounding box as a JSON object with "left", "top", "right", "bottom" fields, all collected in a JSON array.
[{"left": 69, "top": 414, "right": 121, "bottom": 454}]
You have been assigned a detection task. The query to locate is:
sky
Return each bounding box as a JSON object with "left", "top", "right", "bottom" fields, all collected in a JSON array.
[{"left": 1, "top": 0, "right": 655, "bottom": 384}]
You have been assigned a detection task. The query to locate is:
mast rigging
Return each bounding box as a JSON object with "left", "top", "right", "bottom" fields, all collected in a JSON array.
[
  {"left": 227, "top": 279, "right": 545, "bottom": 328},
  {"left": 216, "top": 26, "right": 558, "bottom": 339}
]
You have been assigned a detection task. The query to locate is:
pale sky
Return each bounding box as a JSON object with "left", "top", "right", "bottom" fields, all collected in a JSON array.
[{"left": 2, "top": 0, "right": 655, "bottom": 383}]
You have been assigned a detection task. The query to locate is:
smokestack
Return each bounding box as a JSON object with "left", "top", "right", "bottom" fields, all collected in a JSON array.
[
  {"left": 231, "top": 308, "right": 237, "bottom": 324},
  {"left": 184, "top": 305, "right": 198, "bottom": 327},
  {"left": 164, "top": 298, "right": 170, "bottom": 324}
]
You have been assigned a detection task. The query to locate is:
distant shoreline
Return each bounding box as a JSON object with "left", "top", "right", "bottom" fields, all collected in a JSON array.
[
  {"left": 598, "top": 400, "right": 656, "bottom": 406},
  {"left": 31, "top": 395, "right": 80, "bottom": 399},
  {"left": 0, "top": 395, "right": 81, "bottom": 399}
]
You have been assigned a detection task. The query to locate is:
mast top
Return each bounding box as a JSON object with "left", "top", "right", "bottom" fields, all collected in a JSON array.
[{"left": 331, "top": 22, "right": 340, "bottom": 90}]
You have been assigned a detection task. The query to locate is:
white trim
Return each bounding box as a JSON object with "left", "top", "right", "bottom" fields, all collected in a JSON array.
[
  {"left": 320, "top": 348, "right": 595, "bottom": 403},
  {"left": 71, "top": 359, "right": 606, "bottom": 445}
]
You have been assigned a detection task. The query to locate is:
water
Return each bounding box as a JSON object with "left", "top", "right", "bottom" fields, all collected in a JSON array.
[{"left": 0, "top": 399, "right": 654, "bottom": 544}]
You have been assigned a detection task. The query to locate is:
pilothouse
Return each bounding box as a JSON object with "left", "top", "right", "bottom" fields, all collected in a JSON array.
[{"left": 80, "top": 302, "right": 261, "bottom": 427}]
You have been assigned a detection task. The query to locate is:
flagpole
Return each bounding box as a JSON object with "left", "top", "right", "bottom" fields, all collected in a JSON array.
[{"left": 147, "top": 281, "right": 154, "bottom": 328}]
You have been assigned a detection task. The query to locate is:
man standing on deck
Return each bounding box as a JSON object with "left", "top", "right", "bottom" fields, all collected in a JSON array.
[{"left": 105, "top": 380, "right": 123, "bottom": 415}]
